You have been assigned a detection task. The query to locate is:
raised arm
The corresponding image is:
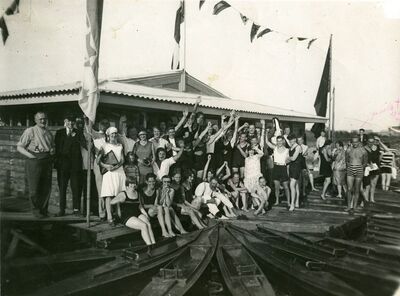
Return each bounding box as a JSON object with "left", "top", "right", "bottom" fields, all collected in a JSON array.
[
  {"left": 237, "top": 144, "right": 248, "bottom": 158},
  {"left": 110, "top": 191, "right": 127, "bottom": 205},
  {"left": 202, "top": 154, "right": 212, "bottom": 181},
  {"left": 231, "top": 116, "right": 240, "bottom": 148},
  {"left": 221, "top": 161, "right": 231, "bottom": 181},
  {"left": 260, "top": 119, "right": 266, "bottom": 149},
  {"left": 265, "top": 130, "right": 276, "bottom": 149},
  {"left": 175, "top": 109, "right": 189, "bottom": 132},
  {"left": 193, "top": 122, "right": 212, "bottom": 147},
  {"left": 288, "top": 145, "right": 301, "bottom": 161},
  {"left": 172, "top": 147, "right": 184, "bottom": 162}
]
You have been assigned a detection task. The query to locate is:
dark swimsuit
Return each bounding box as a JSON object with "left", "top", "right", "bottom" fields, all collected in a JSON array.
[
  {"left": 289, "top": 146, "right": 302, "bottom": 180},
  {"left": 120, "top": 192, "right": 142, "bottom": 225}
]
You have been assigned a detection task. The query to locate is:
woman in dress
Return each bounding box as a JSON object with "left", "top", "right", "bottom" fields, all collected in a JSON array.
[
  {"left": 97, "top": 127, "right": 126, "bottom": 224},
  {"left": 124, "top": 152, "right": 140, "bottom": 185},
  {"left": 320, "top": 140, "right": 333, "bottom": 200},
  {"left": 111, "top": 178, "right": 155, "bottom": 255},
  {"left": 133, "top": 130, "right": 154, "bottom": 183},
  {"left": 332, "top": 141, "right": 347, "bottom": 198},
  {"left": 242, "top": 147, "right": 264, "bottom": 195}
]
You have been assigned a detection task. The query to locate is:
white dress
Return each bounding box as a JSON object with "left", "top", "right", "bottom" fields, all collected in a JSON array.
[
  {"left": 244, "top": 155, "right": 263, "bottom": 192},
  {"left": 100, "top": 143, "right": 126, "bottom": 197}
]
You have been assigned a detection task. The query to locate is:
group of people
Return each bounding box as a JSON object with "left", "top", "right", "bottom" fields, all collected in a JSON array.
[
  {"left": 314, "top": 129, "right": 397, "bottom": 212},
  {"left": 17, "top": 107, "right": 397, "bottom": 250}
]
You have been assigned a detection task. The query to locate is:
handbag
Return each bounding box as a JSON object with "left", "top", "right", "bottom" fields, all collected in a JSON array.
[{"left": 100, "top": 150, "right": 119, "bottom": 175}]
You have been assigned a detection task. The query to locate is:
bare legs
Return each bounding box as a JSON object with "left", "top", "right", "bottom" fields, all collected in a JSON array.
[
  {"left": 289, "top": 178, "right": 299, "bottom": 211},
  {"left": 169, "top": 208, "right": 188, "bottom": 234},
  {"left": 273, "top": 180, "right": 280, "bottom": 205},
  {"left": 157, "top": 205, "right": 175, "bottom": 237},
  {"left": 369, "top": 175, "right": 378, "bottom": 202},
  {"left": 321, "top": 177, "right": 331, "bottom": 200},
  {"left": 381, "top": 173, "right": 391, "bottom": 191},
  {"left": 125, "top": 215, "right": 156, "bottom": 246},
  {"left": 346, "top": 176, "right": 362, "bottom": 211}
]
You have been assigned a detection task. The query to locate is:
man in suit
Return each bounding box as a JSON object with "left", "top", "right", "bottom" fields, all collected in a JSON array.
[{"left": 55, "top": 115, "right": 83, "bottom": 216}]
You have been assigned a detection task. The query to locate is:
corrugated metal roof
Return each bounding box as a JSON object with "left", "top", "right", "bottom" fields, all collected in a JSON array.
[
  {"left": 0, "top": 82, "right": 81, "bottom": 97},
  {"left": 0, "top": 93, "right": 79, "bottom": 106},
  {"left": 100, "top": 81, "right": 325, "bottom": 121}
]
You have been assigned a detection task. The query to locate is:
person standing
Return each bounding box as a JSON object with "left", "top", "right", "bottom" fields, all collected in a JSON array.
[
  {"left": 320, "top": 140, "right": 333, "bottom": 200},
  {"left": 345, "top": 137, "right": 368, "bottom": 211},
  {"left": 55, "top": 115, "right": 83, "bottom": 216},
  {"left": 97, "top": 127, "right": 126, "bottom": 224},
  {"left": 134, "top": 130, "right": 154, "bottom": 184},
  {"left": 358, "top": 129, "right": 368, "bottom": 146},
  {"left": 332, "top": 141, "right": 347, "bottom": 199},
  {"left": 287, "top": 135, "right": 302, "bottom": 211},
  {"left": 17, "top": 112, "right": 55, "bottom": 218}
]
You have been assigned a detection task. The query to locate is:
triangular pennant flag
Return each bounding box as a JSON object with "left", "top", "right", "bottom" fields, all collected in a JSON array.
[
  {"left": 213, "top": 1, "right": 231, "bottom": 15},
  {"left": 257, "top": 28, "right": 272, "bottom": 39},
  {"left": 307, "top": 38, "right": 317, "bottom": 49},
  {"left": 240, "top": 13, "right": 248, "bottom": 25},
  {"left": 199, "top": 0, "right": 205, "bottom": 10},
  {"left": 250, "top": 23, "right": 260, "bottom": 42},
  {"left": 5, "top": 0, "right": 20, "bottom": 15},
  {"left": 286, "top": 37, "right": 294, "bottom": 42},
  {"left": 297, "top": 37, "right": 307, "bottom": 41},
  {"left": 0, "top": 17, "right": 9, "bottom": 45}
]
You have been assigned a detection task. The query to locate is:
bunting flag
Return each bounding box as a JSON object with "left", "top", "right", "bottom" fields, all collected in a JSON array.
[
  {"left": 0, "top": 17, "right": 9, "bottom": 44},
  {"left": 286, "top": 37, "right": 293, "bottom": 42},
  {"left": 213, "top": 1, "right": 231, "bottom": 15},
  {"left": 307, "top": 38, "right": 317, "bottom": 49},
  {"left": 297, "top": 37, "right": 307, "bottom": 41},
  {"left": 5, "top": 0, "right": 20, "bottom": 15},
  {"left": 311, "top": 38, "right": 332, "bottom": 138},
  {"left": 79, "top": 0, "right": 104, "bottom": 123},
  {"left": 257, "top": 28, "right": 272, "bottom": 39},
  {"left": 171, "top": 0, "right": 184, "bottom": 70},
  {"left": 240, "top": 13, "right": 248, "bottom": 25},
  {"left": 250, "top": 23, "right": 260, "bottom": 42},
  {"left": 199, "top": 0, "right": 205, "bottom": 10}
]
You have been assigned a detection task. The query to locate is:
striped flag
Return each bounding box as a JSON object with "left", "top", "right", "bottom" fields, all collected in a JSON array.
[
  {"left": 199, "top": 0, "right": 205, "bottom": 10},
  {"left": 240, "top": 13, "right": 248, "bottom": 25},
  {"left": 0, "top": 17, "right": 9, "bottom": 44},
  {"left": 213, "top": 1, "right": 230, "bottom": 15},
  {"left": 171, "top": 0, "right": 184, "bottom": 70},
  {"left": 307, "top": 38, "right": 317, "bottom": 49},
  {"left": 79, "top": 0, "right": 104, "bottom": 123}
]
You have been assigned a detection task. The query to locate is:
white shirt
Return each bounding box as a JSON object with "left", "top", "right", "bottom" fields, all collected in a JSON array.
[
  {"left": 168, "top": 137, "right": 177, "bottom": 156},
  {"left": 153, "top": 157, "right": 176, "bottom": 181},
  {"left": 120, "top": 135, "right": 138, "bottom": 155},
  {"left": 316, "top": 136, "right": 326, "bottom": 149},
  {"left": 273, "top": 147, "right": 289, "bottom": 165}
]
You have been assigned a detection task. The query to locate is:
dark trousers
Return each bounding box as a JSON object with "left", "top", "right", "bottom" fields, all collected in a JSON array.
[
  {"left": 81, "top": 170, "right": 99, "bottom": 216},
  {"left": 26, "top": 158, "right": 53, "bottom": 215},
  {"left": 57, "top": 168, "right": 82, "bottom": 212}
]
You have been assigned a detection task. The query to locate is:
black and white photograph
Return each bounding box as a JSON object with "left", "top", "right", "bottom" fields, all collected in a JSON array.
[{"left": 1, "top": 0, "right": 400, "bottom": 295}]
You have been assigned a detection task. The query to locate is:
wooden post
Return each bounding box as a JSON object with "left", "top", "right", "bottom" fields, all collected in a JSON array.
[
  {"left": 332, "top": 87, "right": 336, "bottom": 142},
  {"left": 86, "top": 121, "right": 93, "bottom": 228}
]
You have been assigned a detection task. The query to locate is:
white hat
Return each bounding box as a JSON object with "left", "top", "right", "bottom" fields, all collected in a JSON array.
[{"left": 106, "top": 126, "right": 118, "bottom": 135}]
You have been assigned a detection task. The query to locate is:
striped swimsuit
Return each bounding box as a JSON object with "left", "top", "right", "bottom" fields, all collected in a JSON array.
[{"left": 347, "top": 164, "right": 364, "bottom": 178}]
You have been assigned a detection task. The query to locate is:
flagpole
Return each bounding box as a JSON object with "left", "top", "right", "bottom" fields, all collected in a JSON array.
[
  {"left": 332, "top": 86, "right": 336, "bottom": 142},
  {"left": 327, "top": 34, "right": 333, "bottom": 139},
  {"left": 179, "top": 0, "right": 186, "bottom": 92},
  {"left": 86, "top": 121, "right": 92, "bottom": 227}
]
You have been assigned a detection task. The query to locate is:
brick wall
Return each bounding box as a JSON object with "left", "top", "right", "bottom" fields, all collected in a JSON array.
[{"left": 0, "top": 127, "right": 73, "bottom": 209}]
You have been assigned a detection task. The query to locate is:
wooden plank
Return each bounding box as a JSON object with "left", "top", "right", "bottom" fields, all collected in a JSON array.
[
  {"left": 69, "top": 221, "right": 138, "bottom": 241},
  {"left": 0, "top": 211, "right": 91, "bottom": 223}
]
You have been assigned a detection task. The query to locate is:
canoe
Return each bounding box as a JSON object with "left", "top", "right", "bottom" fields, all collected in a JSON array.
[
  {"left": 30, "top": 229, "right": 203, "bottom": 296},
  {"left": 216, "top": 226, "right": 275, "bottom": 296},
  {"left": 227, "top": 224, "right": 364, "bottom": 296},
  {"left": 138, "top": 224, "right": 218, "bottom": 296},
  {"left": 249, "top": 225, "right": 400, "bottom": 296}
]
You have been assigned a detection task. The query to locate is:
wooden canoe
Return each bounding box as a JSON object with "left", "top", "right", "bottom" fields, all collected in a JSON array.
[
  {"left": 216, "top": 226, "right": 275, "bottom": 296},
  {"left": 29, "top": 229, "right": 203, "bottom": 296},
  {"left": 227, "top": 224, "right": 364, "bottom": 296},
  {"left": 138, "top": 224, "right": 218, "bottom": 296},
  {"left": 246, "top": 226, "right": 400, "bottom": 296}
]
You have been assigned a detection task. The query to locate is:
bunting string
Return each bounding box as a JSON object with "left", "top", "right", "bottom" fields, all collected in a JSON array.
[{"left": 202, "top": 0, "right": 322, "bottom": 49}]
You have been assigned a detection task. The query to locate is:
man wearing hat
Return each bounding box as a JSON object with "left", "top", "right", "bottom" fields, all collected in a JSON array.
[{"left": 54, "top": 115, "right": 83, "bottom": 216}]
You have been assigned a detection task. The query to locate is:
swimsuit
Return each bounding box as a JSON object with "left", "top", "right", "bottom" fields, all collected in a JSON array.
[{"left": 347, "top": 164, "right": 364, "bottom": 178}]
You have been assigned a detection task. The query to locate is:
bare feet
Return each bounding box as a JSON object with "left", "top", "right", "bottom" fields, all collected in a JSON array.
[
  {"left": 168, "top": 231, "right": 176, "bottom": 237},
  {"left": 289, "top": 205, "right": 295, "bottom": 211},
  {"left": 312, "top": 188, "right": 317, "bottom": 191},
  {"left": 320, "top": 195, "right": 326, "bottom": 200}
]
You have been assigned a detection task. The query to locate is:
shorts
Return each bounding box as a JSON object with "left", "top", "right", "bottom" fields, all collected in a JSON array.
[
  {"left": 272, "top": 165, "right": 289, "bottom": 183},
  {"left": 347, "top": 164, "right": 364, "bottom": 179},
  {"left": 380, "top": 167, "right": 392, "bottom": 174},
  {"left": 289, "top": 164, "right": 302, "bottom": 180}
]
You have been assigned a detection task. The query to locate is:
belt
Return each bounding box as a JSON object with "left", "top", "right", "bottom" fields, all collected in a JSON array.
[
  {"left": 274, "top": 163, "right": 286, "bottom": 166},
  {"left": 28, "top": 151, "right": 51, "bottom": 159}
]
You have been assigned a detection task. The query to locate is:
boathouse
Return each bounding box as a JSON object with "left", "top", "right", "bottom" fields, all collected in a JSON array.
[{"left": 0, "top": 70, "right": 326, "bottom": 204}]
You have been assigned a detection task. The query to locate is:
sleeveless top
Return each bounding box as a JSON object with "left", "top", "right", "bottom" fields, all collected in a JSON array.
[
  {"left": 289, "top": 145, "right": 302, "bottom": 168},
  {"left": 120, "top": 192, "right": 142, "bottom": 223},
  {"left": 367, "top": 146, "right": 380, "bottom": 165},
  {"left": 140, "top": 188, "right": 157, "bottom": 205},
  {"left": 273, "top": 147, "right": 289, "bottom": 165}
]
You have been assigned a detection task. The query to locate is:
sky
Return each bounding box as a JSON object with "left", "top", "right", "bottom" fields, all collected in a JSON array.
[{"left": 0, "top": 0, "right": 399, "bottom": 131}]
